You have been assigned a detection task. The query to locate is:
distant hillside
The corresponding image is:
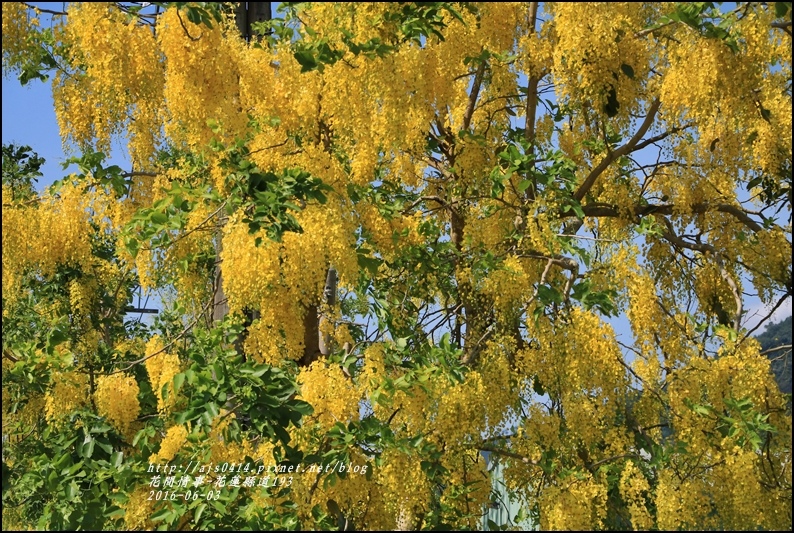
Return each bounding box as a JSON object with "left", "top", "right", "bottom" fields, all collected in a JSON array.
[{"left": 756, "top": 316, "right": 792, "bottom": 394}]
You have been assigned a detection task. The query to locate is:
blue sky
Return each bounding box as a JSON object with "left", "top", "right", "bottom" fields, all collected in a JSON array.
[{"left": 2, "top": 75, "right": 130, "bottom": 188}]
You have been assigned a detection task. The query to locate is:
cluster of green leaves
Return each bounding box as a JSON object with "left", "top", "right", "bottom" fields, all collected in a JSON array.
[
  {"left": 153, "top": 2, "right": 224, "bottom": 29},
  {"left": 648, "top": 2, "right": 791, "bottom": 54},
  {"left": 491, "top": 135, "right": 584, "bottom": 220},
  {"left": 2, "top": 143, "right": 43, "bottom": 201},
  {"left": 208, "top": 121, "right": 332, "bottom": 245},
  {"left": 169, "top": 322, "right": 312, "bottom": 446},
  {"left": 60, "top": 149, "right": 126, "bottom": 194},
  {"left": 251, "top": 2, "right": 471, "bottom": 73},
  {"left": 685, "top": 396, "right": 778, "bottom": 452},
  {"left": 8, "top": 22, "right": 69, "bottom": 85},
  {"left": 747, "top": 157, "right": 792, "bottom": 216},
  {"left": 124, "top": 180, "right": 212, "bottom": 259},
  {"left": 3, "top": 409, "right": 129, "bottom": 530},
  {"left": 2, "top": 318, "right": 129, "bottom": 530},
  {"left": 1, "top": 139, "right": 324, "bottom": 530},
  {"left": 123, "top": 316, "right": 316, "bottom": 531}
]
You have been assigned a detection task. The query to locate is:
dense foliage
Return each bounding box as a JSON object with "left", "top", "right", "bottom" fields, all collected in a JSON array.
[{"left": 2, "top": 2, "right": 792, "bottom": 530}]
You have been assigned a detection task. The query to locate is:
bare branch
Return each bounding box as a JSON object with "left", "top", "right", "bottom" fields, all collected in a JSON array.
[
  {"left": 514, "top": 252, "right": 578, "bottom": 272},
  {"left": 740, "top": 292, "right": 793, "bottom": 343},
  {"left": 122, "top": 171, "right": 158, "bottom": 178},
  {"left": 718, "top": 259, "right": 743, "bottom": 331},
  {"left": 634, "top": 20, "right": 677, "bottom": 38},
  {"left": 588, "top": 453, "right": 641, "bottom": 470},
  {"left": 22, "top": 3, "right": 67, "bottom": 16},
  {"left": 524, "top": 2, "right": 540, "bottom": 148},
  {"left": 761, "top": 344, "right": 792, "bottom": 355},
  {"left": 771, "top": 21, "right": 792, "bottom": 36}
]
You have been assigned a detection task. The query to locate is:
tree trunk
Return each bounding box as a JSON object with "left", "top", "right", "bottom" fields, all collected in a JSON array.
[
  {"left": 212, "top": 2, "right": 273, "bottom": 327},
  {"left": 215, "top": 3, "right": 336, "bottom": 368}
]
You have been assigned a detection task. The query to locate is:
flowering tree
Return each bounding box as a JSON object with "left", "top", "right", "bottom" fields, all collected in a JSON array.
[{"left": 2, "top": 2, "right": 792, "bottom": 530}]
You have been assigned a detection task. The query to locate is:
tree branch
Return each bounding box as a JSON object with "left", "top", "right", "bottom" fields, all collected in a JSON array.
[
  {"left": 761, "top": 344, "right": 792, "bottom": 355},
  {"left": 524, "top": 2, "right": 540, "bottom": 148},
  {"left": 479, "top": 446, "right": 540, "bottom": 466},
  {"left": 573, "top": 99, "right": 661, "bottom": 202},
  {"left": 22, "top": 3, "right": 66, "bottom": 16},
  {"left": 462, "top": 59, "right": 487, "bottom": 131},
  {"left": 579, "top": 202, "right": 765, "bottom": 233}
]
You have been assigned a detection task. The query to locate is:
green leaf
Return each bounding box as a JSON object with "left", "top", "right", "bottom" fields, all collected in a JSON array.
[
  {"left": 194, "top": 502, "right": 207, "bottom": 524},
  {"left": 150, "top": 507, "right": 171, "bottom": 522},
  {"left": 620, "top": 63, "right": 635, "bottom": 79},
  {"left": 517, "top": 179, "right": 533, "bottom": 193},
  {"left": 150, "top": 211, "right": 168, "bottom": 225},
  {"left": 173, "top": 373, "right": 185, "bottom": 394},
  {"left": 82, "top": 437, "right": 95, "bottom": 459},
  {"left": 760, "top": 106, "right": 772, "bottom": 122},
  {"left": 110, "top": 451, "right": 124, "bottom": 468},
  {"left": 532, "top": 376, "right": 545, "bottom": 396},
  {"left": 357, "top": 253, "right": 382, "bottom": 276},
  {"left": 294, "top": 50, "right": 319, "bottom": 72}
]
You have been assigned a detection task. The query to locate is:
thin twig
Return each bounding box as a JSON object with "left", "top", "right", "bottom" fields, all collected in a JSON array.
[
  {"left": 479, "top": 446, "right": 540, "bottom": 466},
  {"left": 22, "top": 2, "right": 67, "bottom": 16},
  {"left": 176, "top": 8, "right": 202, "bottom": 41},
  {"left": 739, "top": 292, "right": 792, "bottom": 344},
  {"left": 107, "top": 297, "right": 213, "bottom": 374},
  {"left": 760, "top": 344, "right": 792, "bottom": 355},
  {"left": 141, "top": 201, "right": 226, "bottom": 253}
]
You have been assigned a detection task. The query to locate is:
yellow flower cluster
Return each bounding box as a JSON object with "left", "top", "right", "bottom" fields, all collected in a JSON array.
[
  {"left": 548, "top": 3, "right": 652, "bottom": 123},
  {"left": 57, "top": 2, "right": 163, "bottom": 164},
  {"left": 519, "top": 307, "right": 627, "bottom": 449},
  {"left": 1, "top": 2, "right": 32, "bottom": 70},
  {"left": 375, "top": 448, "right": 433, "bottom": 528},
  {"left": 2, "top": 2, "right": 790, "bottom": 529},
  {"left": 539, "top": 474, "right": 608, "bottom": 530},
  {"left": 742, "top": 228, "right": 792, "bottom": 302},
  {"left": 693, "top": 256, "right": 733, "bottom": 308},
  {"left": 144, "top": 335, "right": 181, "bottom": 414},
  {"left": 45, "top": 371, "right": 89, "bottom": 424},
  {"left": 619, "top": 461, "right": 653, "bottom": 530},
  {"left": 298, "top": 360, "right": 360, "bottom": 429},
  {"left": 68, "top": 278, "right": 96, "bottom": 331},
  {"left": 204, "top": 411, "right": 266, "bottom": 466},
  {"left": 151, "top": 424, "right": 188, "bottom": 464},
  {"left": 121, "top": 486, "right": 156, "bottom": 530},
  {"left": 157, "top": 7, "right": 249, "bottom": 149},
  {"left": 481, "top": 256, "right": 531, "bottom": 314},
  {"left": 2, "top": 392, "right": 44, "bottom": 437},
  {"left": 2, "top": 182, "right": 93, "bottom": 306},
  {"left": 95, "top": 373, "right": 141, "bottom": 441},
  {"left": 668, "top": 341, "right": 781, "bottom": 453},
  {"left": 286, "top": 447, "right": 375, "bottom": 527},
  {"left": 223, "top": 203, "right": 357, "bottom": 364}
]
